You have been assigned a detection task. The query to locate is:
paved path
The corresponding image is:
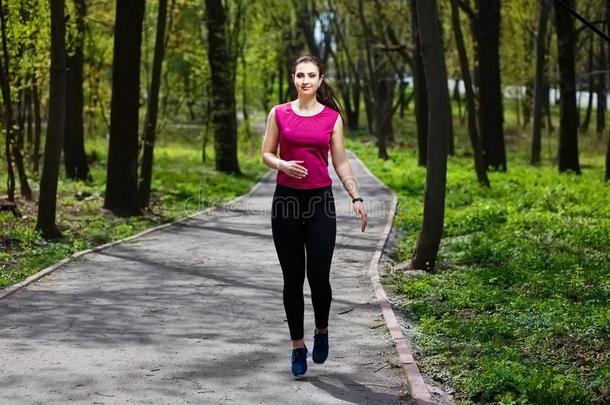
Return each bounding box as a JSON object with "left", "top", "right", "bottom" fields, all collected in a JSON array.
[{"left": 0, "top": 152, "right": 408, "bottom": 404}]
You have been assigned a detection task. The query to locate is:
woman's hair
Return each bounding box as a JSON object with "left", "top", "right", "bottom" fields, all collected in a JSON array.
[{"left": 292, "top": 55, "right": 343, "bottom": 117}]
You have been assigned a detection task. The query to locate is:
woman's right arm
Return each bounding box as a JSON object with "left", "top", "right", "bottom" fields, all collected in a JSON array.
[
  {"left": 261, "top": 107, "right": 308, "bottom": 179},
  {"left": 261, "top": 107, "right": 284, "bottom": 170}
]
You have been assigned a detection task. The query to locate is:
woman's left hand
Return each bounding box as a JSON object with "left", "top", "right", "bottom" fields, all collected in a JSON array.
[{"left": 353, "top": 201, "right": 367, "bottom": 232}]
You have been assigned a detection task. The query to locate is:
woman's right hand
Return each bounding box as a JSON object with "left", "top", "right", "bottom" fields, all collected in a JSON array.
[{"left": 278, "top": 160, "right": 308, "bottom": 179}]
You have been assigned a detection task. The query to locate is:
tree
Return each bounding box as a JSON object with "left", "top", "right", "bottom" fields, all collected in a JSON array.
[
  {"left": 450, "top": 0, "right": 489, "bottom": 186},
  {"left": 410, "top": 0, "right": 428, "bottom": 167},
  {"left": 205, "top": 0, "right": 240, "bottom": 173},
  {"left": 139, "top": 0, "right": 168, "bottom": 209},
  {"left": 0, "top": 0, "right": 32, "bottom": 201},
  {"left": 595, "top": 24, "right": 606, "bottom": 137},
  {"left": 411, "top": 0, "right": 450, "bottom": 272},
  {"left": 531, "top": 0, "right": 551, "bottom": 165},
  {"left": 0, "top": 0, "right": 15, "bottom": 203},
  {"left": 605, "top": 1, "right": 610, "bottom": 181},
  {"left": 104, "top": 0, "right": 146, "bottom": 216},
  {"left": 458, "top": 0, "right": 507, "bottom": 171},
  {"left": 553, "top": 0, "right": 580, "bottom": 174},
  {"left": 36, "top": 0, "right": 66, "bottom": 238},
  {"left": 64, "top": 0, "right": 91, "bottom": 181}
]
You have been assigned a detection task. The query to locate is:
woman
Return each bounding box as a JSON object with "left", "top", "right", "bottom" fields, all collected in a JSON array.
[{"left": 261, "top": 55, "right": 367, "bottom": 377}]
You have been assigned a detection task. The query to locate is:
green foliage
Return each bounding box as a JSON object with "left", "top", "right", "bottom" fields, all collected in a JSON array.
[{"left": 349, "top": 127, "right": 609, "bottom": 403}]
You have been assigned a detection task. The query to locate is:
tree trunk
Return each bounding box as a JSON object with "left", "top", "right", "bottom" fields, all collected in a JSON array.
[
  {"left": 522, "top": 81, "right": 533, "bottom": 128},
  {"left": 36, "top": 0, "right": 66, "bottom": 238},
  {"left": 0, "top": 0, "right": 25, "bottom": 202},
  {"left": 64, "top": 0, "right": 90, "bottom": 181},
  {"left": 596, "top": 34, "right": 607, "bottom": 137},
  {"left": 335, "top": 55, "right": 360, "bottom": 132},
  {"left": 580, "top": 34, "right": 594, "bottom": 134},
  {"left": 450, "top": 0, "right": 489, "bottom": 186},
  {"left": 373, "top": 73, "right": 392, "bottom": 160},
  {"left": 532, "top": 0, "right": 550, "bottom": 165},
  {"left": 17, "top": 87, "right": 25, "bottom": 152},
  {"left": 606, "top": 0, "right": 610, "bottom": 181},
  {"left": 12, "top": 84, "right": 31, "bottom": 200},
  {"left": 32, "top": 81, "right": 42, "bottom": 174},
  {"left": 411, "top": 0, "right": 450, "bottom": 273},
  {"left": 205, "top": 0, "right": 240, "bottom": 173},
  {"left": 453, "top": 78, "right": 464, "bottom": 124},
  {"left": 553, "top": 0, "right": 580, "bottom": 174},
  {"left": 475, "top": 0, "right": 506, "bottom": 171},
  {"left": 103, "top": 0, "right": 146, "bottom": 216},
  {"left": 410, "top": 0, "right": 428, "bottom": 167},
  {"left": 26, "top": 86, "right": 33, "bottom": 155},
  {"left": 139, "top": 0, "right": 167, "bottom": 209},
  {"left": 348, "top": 71, "right": 361, "bottom": 131}
]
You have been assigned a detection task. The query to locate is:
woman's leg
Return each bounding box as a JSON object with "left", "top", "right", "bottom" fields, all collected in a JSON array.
[
  {"left": 304, "top": 188, "right": 336, "bottom": 332},
  {"left": 271, "top": 188, "right": 307, "bottom": 346}
]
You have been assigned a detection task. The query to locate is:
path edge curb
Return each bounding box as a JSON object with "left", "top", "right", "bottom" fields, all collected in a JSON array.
[
  {"left": 0, "top": 170, "right": 275, "bottom": 301},
  {"left": 350, "top": 151, "right": 434, "bottom": 404}
]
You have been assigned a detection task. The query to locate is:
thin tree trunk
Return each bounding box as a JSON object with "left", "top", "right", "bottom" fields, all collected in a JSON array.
[
  {"left": 17, "top": 86, "right": 24, "bottom": 151},
  {"left": 522, "top": 81, "right": 533, "bottom": 128},
  {"left": 453, "top": 78, "right": 464, "bottom": 124},
  {"left": 532, "top": 0, "right": 550, "bottom": 165},
  {"left": 373, "top": 72, "right": 392, "bottom": 160},
  {"left": 581, "top": 34, "right": 594, "bottom": 133},
  {"left": 160, "top": 0, "right": 175, "bottom": 117},
  {"left": 553, "top": 0, "right": 580, "bottom": 174},
  {"left": 411, "top": 0, "right": 450, "bottom": 273},
  {"left": 139, "top": 0, "right": 167, "bottom": 209},
  {"left": 606, "top": 0, "right": 610, "bottom": 181},
  {"left": 36, "top": 0, "right": 66, "bottom": 238},
  {"left": 205, "top": 0, "right": 240, "bottom": 173},
  {"left": 476, "top": 0, "right": 506, "bottom": 171},
  {"left": 0, "top": 0, "right": 28, "bottom": 202},
  {"left": 411, "top": 0, "right": 428, "bottom": 167},
  {"left": 64, "top": 0, "right": 90, "bottom": 181},
  {"left": 32, "top": 81, "right": 42, "bottom": 174},
  {"left": 450, "top": 0, "right": 489, "bottom": 186},
  {"left": 596, "top": 34, "right": 607, "bottom": 137},
  {"left": 12, "top": 82, "right": 32, "bottom": 199},
  {"left": 26, "top": 86, "right": 33, "bottom": 156},
  {"left": 103, "top": 0, "right": 146, "bottom": 216}
]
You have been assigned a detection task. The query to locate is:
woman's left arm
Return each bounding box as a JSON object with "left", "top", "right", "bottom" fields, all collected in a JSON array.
[{"left": 330, "top": 115, "right": 367, "bottom": 232}]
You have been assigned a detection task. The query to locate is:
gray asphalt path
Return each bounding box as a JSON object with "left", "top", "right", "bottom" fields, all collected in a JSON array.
[{"left": 0, "top": 151, "right": 407, "bottom": 404}]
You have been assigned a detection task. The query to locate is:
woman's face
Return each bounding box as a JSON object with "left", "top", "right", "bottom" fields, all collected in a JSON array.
[{"left": 293, "top": 62, "right": 323, "bottom": 96}]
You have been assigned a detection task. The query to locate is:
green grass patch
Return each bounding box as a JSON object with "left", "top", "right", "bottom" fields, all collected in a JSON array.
[
  {"left": 1, "top": 123, "right": 266, "bottom": 289},
  {"left": 348, "top": 123, "right": 609, "bottom": 404}
]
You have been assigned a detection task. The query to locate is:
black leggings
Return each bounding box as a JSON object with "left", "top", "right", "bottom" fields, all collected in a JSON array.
[{"left": 271, "top": 183, "right": 337, "bottom": 340}]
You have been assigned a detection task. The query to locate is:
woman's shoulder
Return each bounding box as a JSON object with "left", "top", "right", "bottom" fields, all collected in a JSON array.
[
  {"left": 271, "top": 102, "right": 291, "bottom": 115},
  {"left": 324, "top": 105, "right": 340, "bottom": 116}
]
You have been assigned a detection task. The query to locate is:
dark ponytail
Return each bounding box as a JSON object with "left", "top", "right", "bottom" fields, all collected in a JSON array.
[{"left": 292, "top": 55, "right": 344, "bottom": 119}]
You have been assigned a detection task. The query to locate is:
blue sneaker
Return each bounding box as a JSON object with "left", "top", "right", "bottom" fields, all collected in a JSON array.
[
  {"left": 291, "top": 346, "right": 308, "bottom": 376},
  {"left": 312, "top": 331, "right": 328, "bottom": 364}
]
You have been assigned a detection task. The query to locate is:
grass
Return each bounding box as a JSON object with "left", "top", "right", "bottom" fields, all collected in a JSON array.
[
  {"left": 0, "top": 121, "right": 266, "bottom": 289},
  {"left": 348, "top": 112, "right": 609, "bottom": 404}
]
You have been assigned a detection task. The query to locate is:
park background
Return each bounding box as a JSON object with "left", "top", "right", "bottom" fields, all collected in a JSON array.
[{"left": 0, "top": 0, "right": 608, "bottom": 403}]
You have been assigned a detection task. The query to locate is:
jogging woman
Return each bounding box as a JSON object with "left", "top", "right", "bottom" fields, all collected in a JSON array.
[{"left": 261, "top": 55, "right": 368, "bottom": 377}]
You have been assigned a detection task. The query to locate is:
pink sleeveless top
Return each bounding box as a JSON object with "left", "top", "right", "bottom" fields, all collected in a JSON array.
[{"left": 275, "top": 102, "right": 340, "bottom": 189}]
